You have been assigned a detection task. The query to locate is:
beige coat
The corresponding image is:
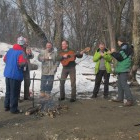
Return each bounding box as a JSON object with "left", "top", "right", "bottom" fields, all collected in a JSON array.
[{"left": 38, "top": 49, "right": 58, "bottom": 75}]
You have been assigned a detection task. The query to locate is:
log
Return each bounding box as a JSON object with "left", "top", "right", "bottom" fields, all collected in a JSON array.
[
  {"left": 82, "top": 73, "right": 95, "bottom": 75},
  {"left": 86, "top": 78, "right": 95, "bottom": 81},
  {"left": 136, "top": 73, "right": 140, "bottom": 76},
  {"left": 129, "top": 81, "right": 140, "bottom": 86},
  {"left": 82, "top": 66, "right": 95, "bottom": 69},
  {"left": 86, "top": 77, "right": 117, "bottom": 88},
  {"left": 25, "top": 104, "right": 42, "bottom": 115}
]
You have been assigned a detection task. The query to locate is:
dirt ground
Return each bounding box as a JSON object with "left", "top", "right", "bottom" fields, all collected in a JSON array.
[{"left": 0, "top": 86, "right": 140, "bottom": 140}]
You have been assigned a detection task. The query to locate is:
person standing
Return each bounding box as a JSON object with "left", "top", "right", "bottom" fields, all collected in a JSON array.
[
  {"left": 109, "top": 36, "right": 134, "bottom": 106},
  {"left": 38, "top": 42, "right": 58, "bottom": 97},
  {"left": 91, "top": 41, "right": 112, "bottom": 99},
  {"left": 23, "top": 46, "right": 35, "bottom": 100},
  {"left": 57, "top": 40, "right": 83, "bottom": 102},
  {"left": 4, "top": 36, "right": 27, "bottom": 114}
]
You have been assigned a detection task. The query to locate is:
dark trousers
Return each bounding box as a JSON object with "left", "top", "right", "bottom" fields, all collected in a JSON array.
[
  {"left": 60, "top": 67, "right": 76, "bottom": 99},
  {"left": 4, "top": 78, "right": 21, "bottom": 112},
  {"left": 23, "top": 71, "right": 30, "bottom": 99},
  {"left": 40, "top": 75, "right": 54, "bottom": 94},
  {"left": 23, "top": 64, "right": 38, "bottom": 99},
  {"left": 93, "top": 70, "right": 110, "bottom": 96}
]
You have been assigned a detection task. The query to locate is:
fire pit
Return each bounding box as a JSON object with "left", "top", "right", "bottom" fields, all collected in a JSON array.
[{"left": 25, "top": 96, "right": 68, "bottom": 118}]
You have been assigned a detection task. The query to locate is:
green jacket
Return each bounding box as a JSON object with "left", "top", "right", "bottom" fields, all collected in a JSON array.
[
  {"left": 115, "top": 56, "right": 132, "bottom": 73},
  {"left": 93, "top": 48, "right": 112, "bottom": 74},
  {"left": 111, "top": 44, "right": 132, "bottom": 73}
]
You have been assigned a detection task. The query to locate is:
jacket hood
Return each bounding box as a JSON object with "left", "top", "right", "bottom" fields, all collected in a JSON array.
[{"left": 13, "top": 44, "right": 24, "bottom": 51}]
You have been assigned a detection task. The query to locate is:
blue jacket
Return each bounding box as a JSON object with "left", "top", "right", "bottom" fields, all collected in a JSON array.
[{"left": 4, "top": 44, "right": 27, "bottom": 81}]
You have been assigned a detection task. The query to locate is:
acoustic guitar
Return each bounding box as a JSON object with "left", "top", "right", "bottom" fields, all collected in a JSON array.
[{"left": 60, "top": 47, "right": 90, "bottom": 66}]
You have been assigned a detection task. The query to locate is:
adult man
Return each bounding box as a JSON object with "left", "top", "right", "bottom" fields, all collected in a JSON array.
[
  {"left": 109, "top": 36, "right": 133, "bottom": 106},
  {"left": 4, "top": 36, "right": 27, "bottom": 114},
  {"left": 23, "top": 46, "right": 35, "bottom": 100},
  {"left": 38, "top": 42, "right": 58, "bottom": 97},
  {"left": 57, "top": 40, "right": 83, "bottom": 102},
  {"left": 91, "top": 41, "right": 112, "bottom": 99}
]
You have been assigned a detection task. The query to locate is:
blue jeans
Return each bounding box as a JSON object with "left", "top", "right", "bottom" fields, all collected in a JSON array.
[
  {"left": 4, "top": 78, "right": 21, "bottom": 112},
  {"left": 40, "top": 75, "right": 54, "bottom": 94},
  {"left": 117, "top": 72, "right": 133, "bottom": 101}
]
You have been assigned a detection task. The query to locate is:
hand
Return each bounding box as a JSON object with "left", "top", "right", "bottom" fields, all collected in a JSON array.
[
  {"left": 100, "top": 52, "right": 104, "bottom": 56},
  {"left": 44, "top": 57, "right": 49, "bottom": 60},
  {"left": 111, "top": 48, "right": 116, "bottom": 53},
  {"left": 63, "top": 54, "right": 68, "bottom": 58},
  {"left": 79, "top": 50, "right": 84, "bottom": 55},
  {"left": 107, "top": 50, "right": 112, "bottom": 54},
  {"left": 48, "top": 56, "right": 52, "bottom": 59},
  {"left": 40, "top": 56, "right": 45, "bottom": 61},
  {"left": 45, "top": 55, "right": 51, "bottom": 60}
]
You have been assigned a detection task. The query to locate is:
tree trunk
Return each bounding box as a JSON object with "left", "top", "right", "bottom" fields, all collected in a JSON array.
[
  {"left": 102, "top": 0, "right": 116, "bottom": 49},
  {"left": 115, "top": 0, "right": 127, "bottom": 39},
  {"left": 54, "top": 0, "right": 63, "bottom": 49},
  {"left": 130, "top": 0, "right": 140, "bottom": 84}
]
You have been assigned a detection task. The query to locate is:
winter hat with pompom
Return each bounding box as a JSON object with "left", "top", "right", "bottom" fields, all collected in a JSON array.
[{"left": 17, "top": 36, "right": 26, "bottom": 45}]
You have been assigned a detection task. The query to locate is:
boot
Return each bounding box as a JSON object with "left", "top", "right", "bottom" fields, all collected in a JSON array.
[
  {"left": 124, "top": 100, "right": 133, "bottom": 106},
  {"left": 90, "top": 94, "right": 97, "bottom": 98},
  {"left": 112, "top": 98, "right": 123, "bottom": 103}
]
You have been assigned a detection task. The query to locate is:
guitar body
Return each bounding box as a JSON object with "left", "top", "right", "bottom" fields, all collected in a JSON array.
[
  {"left": 60, "top": 50, "right": 76, "bottom": 66},
  {"left": 59, "top": 47, "right": 90, "bottom": 66}
]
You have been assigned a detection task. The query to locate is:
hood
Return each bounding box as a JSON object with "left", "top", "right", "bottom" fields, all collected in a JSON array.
[
  {"left": 120, "top": 43, "right": 128, "bottom": 48},
  {"left": 13, "top": 44, "right": 24, "bottom": 51}
]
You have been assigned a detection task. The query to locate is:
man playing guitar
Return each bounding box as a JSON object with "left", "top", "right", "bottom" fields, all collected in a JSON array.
[{"left": 57, "top": 40, "right": 84, "bottom": 102}]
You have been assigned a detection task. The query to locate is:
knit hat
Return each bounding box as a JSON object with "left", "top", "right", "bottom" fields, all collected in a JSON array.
[
  {"left": 17, "top": 36, "right": 26, "bottom": 45},
  {"left": 117, "top": 36, "right": 127, "bottom": 43}
]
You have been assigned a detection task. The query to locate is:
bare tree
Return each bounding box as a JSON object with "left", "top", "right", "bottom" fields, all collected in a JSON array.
[
  {"left": 62, "top": 0, "right": 100, "bottom": 51},
  {"left": 115, "top": 0, "right": 128, "bottom": 39},
  {"left": 0, "top": 0, "right": 23, "bottom": 43},
  {"left": 16, "top": 0, "right": 48, "bottom": 47},
  {"left": 0, "top": 0, "right": 137, "bottom": 60}
]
